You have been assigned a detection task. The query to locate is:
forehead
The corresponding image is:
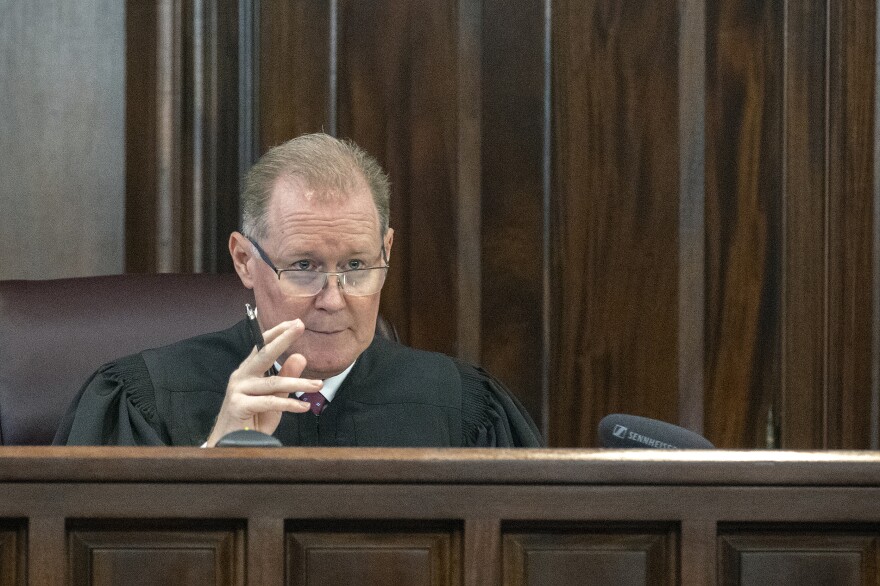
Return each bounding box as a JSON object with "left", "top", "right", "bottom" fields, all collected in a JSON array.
[{"left": 264, "top": 176, "right": 380, "bottom": 251}]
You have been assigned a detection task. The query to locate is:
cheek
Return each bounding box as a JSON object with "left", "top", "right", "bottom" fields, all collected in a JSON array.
[
  {"left": 348, "top": 296, "right": 381, "bottom": 337},
  {"left": 252, "top": 282, "right": 312, "bottom": 329}
]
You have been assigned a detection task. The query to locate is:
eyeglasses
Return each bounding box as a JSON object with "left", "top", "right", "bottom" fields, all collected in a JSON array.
[{"left": 247, "top": 237, "right": 390, "bottom": 297}]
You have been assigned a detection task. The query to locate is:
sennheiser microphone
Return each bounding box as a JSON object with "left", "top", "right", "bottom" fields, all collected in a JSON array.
[{"left": 598, "top": 414, "right": 715, "bottom": 449}]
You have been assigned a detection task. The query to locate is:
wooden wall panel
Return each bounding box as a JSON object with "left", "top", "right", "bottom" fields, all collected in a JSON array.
[
  {"left": 257, "top": 0, "right": 330, "bottom": 147},
  {"left": 704, "top": 0, "right": 784, "bottom": 448},
  {"left": 126, "top": 0, "right": 243, "bottom": 274},
  {"left": 502, "top": 525, "right": 677, "bottom": 586},
  {"left": 824, "top": 1, "right": 878, "bottom": 450},
  {"left": 69, "top": 522, "right": 243, "bottom": 586},
  {"left": 550, "top": 2, "right": 681, "bottom": 446},
  {"left": 480, "top": 0, "right": 549, "bottom": 434},
  {"left": 0, "top": 0, "right": 125, "bottom": 280},
  {"left": 0, "top": 523, "right": 23, "bottom": 586},
  {"left": 780, "top": 0, "right": 828, "bottom": 449},
  {"left": 336, "top": 0, "right": 463, "bottom": 356},
  {"left": 720, "top": 529, "right": 880, "bottom": 585},
  {"left": 287, "top": 524, "right": 460, "bottom": 586}
]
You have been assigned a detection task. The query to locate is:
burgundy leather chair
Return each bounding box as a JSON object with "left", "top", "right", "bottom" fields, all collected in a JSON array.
[{"left": 0, "top": 274, "right": 254, "bottom": 445}]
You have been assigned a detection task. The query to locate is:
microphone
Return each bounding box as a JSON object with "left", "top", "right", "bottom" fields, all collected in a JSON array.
[
  {"left": 215, "top": 429, "right": 282, "bottom": 447},
  {"left": 598, "top": 414, "right": 715, "bottom": 449}
]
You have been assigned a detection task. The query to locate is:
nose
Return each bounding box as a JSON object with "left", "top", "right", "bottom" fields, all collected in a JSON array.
[{"left": 313, "top": 273, "right": 346, "bottom": 310}]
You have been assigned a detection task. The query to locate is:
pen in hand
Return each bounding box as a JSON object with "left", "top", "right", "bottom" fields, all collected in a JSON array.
[{"left": 245, "top": 303, "right": 280, "bottom": 377}]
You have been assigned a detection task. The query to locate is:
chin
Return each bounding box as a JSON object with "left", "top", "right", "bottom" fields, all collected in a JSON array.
[
  {"left": 300, "top": 333, "right": 360, "bottom": 377},
  {"left": 303, "top": 354, "right": 352, "bottom": 379}
]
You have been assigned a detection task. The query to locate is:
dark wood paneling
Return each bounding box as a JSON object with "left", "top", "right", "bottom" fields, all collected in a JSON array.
[
  {"left": 286, "top": 523, "right": 460, "bottom": 586},
  {"left": 677, "top": 0, "right": 707, "bottom": 435},
  {"left": 69, "top": 521, "right": 243, "bottom": 586},
  {"left": 336, "top": 0, "right": 461, "bottom": 356},
  {"left": 704, "top": 0, "right": 784, "bottom": 448},
  {"left": 551, "top": 1, "right": 681, "bottom": 446},
  {"left": 247, "top": 517, "right": 284, "bottom": 586},
  {"left": 126, "top": 0, "right": 177, "bottom": 272},
  {"left": 206, "top": 0, "right": 245, "bottom": 273},
  {"left": 27, "top": 517, "right": 65, "bottom": 586},
  {"left": 0, "top": 523, "right": 23, "bottom": 586},
  {"left": 480, "top": 0, "right": 549, "bottom": 434},
  {"left": 126, "top": 0, "right": 243, "bottom": 273},
  {"left": 463, "top": 519, "right": 500, "bottom": 586},
  {"left": 0, "top": 0, "right": 125, "bottom": 280},
  {"left": 257, "top": 0, "right": 330, "bottom": 149},
  {"left": 825, "top": 1, "right": 877, "bottom": 449},
  {"left": 780, "top": 0, "right": 827, "bottom": 449},
  {"left": 720, "top": 528, "right": 880, "bottom": 585},
  {"left": 3, "top": 450, "right": 880, "bottom": 585},
  {"left": 502, "top": 524, "right": 676, "bottom": 586}
]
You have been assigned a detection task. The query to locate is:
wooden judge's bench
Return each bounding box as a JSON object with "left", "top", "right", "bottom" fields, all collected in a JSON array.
[{"left": 1, "top": 449, "right": 880, "bottom": 585}]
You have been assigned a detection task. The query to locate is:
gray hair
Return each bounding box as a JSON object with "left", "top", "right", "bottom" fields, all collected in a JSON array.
[{"left": 241, "top": 133, "right": 391, "bottom": 240}]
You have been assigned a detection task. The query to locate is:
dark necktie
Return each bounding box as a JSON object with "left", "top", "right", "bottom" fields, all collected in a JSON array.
[{"left": 300, "top": 392, "right": 327, "bottom": 415}]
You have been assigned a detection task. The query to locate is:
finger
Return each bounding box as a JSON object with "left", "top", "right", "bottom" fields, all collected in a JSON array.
[
  {"left": 244, "top": 320, "right": 304, "bottom": 374},
  {"left": 278, "top": 353, "right": 307, "bottom": 378},
  {"left": 235, "top": 374, "right": 323, "bottom": 397},
  {"left": 244, "top": 395, "right": 313, "bottom": 414},
  {"left": 261, "top": 319, "right": 302, "bottom": 345}
]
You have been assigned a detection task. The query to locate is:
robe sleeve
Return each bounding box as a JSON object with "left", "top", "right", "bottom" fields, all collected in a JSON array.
[
  {"left": 457, "top": 361, "right": 544, "bottom": 447},
  {"left": 52, "top": 354, "right": 168, "bottom": 446}
]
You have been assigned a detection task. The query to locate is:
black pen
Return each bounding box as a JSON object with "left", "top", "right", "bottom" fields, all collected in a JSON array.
[{"left": 245, "top": 303, "right": 280, "bottom": 376}]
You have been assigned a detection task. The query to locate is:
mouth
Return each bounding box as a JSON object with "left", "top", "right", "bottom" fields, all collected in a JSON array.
[{"left": 307, "top": 328, "right": 345, "bottom": 335}]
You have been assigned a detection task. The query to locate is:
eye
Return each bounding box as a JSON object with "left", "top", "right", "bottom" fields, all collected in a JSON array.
[
  {"left": 345, "top": 259, "right": 365, "bottom": 270},
  {"left": 290, "top": 259, "right": 317, "bottom": 271}
]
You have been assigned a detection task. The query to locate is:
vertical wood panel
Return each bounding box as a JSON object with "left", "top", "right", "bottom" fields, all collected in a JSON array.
[
  {"left": 678, "top": 0, "right": 707, "bottom": 435},
  {"left": 27, "top": 517, "right": 65, "bottom": 586},
  {"left": 0, "top": 0, "right": 125, "bottom": 280},
  {"left": 680, "top": 520, "right": 716, "bottom": 586},
  {"left": 0, "top": 523, "right": 23, "bottom": 586},
  {"left": 826, "top": 0, "right": 877, "bottom": 449},
  {"left": 127, "top": 0, "right": 243, "bottom": 274},
  {"left": 704, "top": 0, "right": 784, "bottom": 448},
  {"left": 480, "top": 0, "right": 549, "bottom": 433},
  {"left": 337, "top": 0, "right": 460, "bottom": 355},
  {"left": 780, "top": 0, "right": 827, "bottom": 449},
  {"left": 257, "top": 0, "right": 330, "bottom": 150},
  {"left": 247, "top": 518, "right": 283, "bottom": 586},
  {"left": 551, "top": 1, "right": 681, "bottom": 446},
  {"left": 463, "top": 519, "right": 500, "bottom": 586},
  {"left": 456, "top": 0, "right": 482, "bottom": 364},
  {"left": 206, "top": 0, "right": 244, "bottom": 273}
]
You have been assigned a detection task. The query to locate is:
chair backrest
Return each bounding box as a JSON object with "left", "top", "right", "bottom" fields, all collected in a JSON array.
[{"left": 0, "top": 274, "right": 254, "bottom": 445}]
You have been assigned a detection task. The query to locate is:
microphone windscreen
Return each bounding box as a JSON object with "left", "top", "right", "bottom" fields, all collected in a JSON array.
[
  {"left": 598, "top": 414, "right": 715, "bottom": 449},
  {"left": 215, "top": 429, "right": 283, "bottom": 447}
]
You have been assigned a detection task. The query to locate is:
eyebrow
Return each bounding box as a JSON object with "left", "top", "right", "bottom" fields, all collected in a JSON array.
[{"left": 279, "top": 248, "right": 378, "bottom": 266}]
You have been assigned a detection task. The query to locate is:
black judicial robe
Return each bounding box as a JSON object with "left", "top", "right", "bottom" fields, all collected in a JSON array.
[{"left": 53, "top": 319, "right": 543, "bottom": 447}]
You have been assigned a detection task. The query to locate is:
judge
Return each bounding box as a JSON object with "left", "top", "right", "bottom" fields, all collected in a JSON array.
[{"left": 54, "top": 133, "right": 542, "bottom": 448}]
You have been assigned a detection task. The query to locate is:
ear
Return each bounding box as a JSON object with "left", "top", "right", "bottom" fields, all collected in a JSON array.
[
  {"left": 383, "top": 227, "right": 394, "bottom": 261},
  {"left": 229, "top": 232, "right": 256, "bottom": 289}
]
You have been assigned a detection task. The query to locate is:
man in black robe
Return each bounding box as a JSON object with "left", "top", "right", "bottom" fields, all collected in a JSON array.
[{"left": 54, "top": 134, "right": 542, "bottom": 448}]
